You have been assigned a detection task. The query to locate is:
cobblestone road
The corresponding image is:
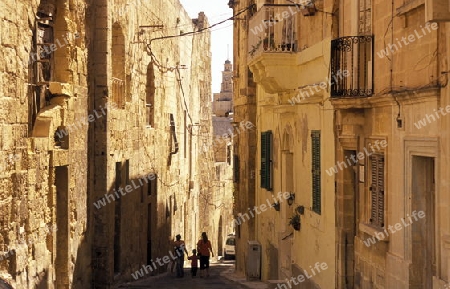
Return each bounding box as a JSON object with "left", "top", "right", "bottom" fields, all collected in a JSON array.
[{"left": 119, "top": 261, "right": 246, "bottom": 289}]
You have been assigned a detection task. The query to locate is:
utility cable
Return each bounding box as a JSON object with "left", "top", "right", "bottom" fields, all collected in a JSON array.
[{"left": 146, "top": 4, "right": 253, "bottom": 50}]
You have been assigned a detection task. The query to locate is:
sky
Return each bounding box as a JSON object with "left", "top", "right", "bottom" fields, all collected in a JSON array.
[{"left": 179, "top": 0, "right": 233, "bottom": 94}]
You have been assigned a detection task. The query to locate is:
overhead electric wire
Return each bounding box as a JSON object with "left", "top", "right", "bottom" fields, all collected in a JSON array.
[{"left": 146, "top": 4, "right": 253, "bottom": 50}]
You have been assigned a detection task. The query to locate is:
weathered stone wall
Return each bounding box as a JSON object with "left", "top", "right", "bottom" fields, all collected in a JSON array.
[
  {"left": 0, "top": 0, "right": 90, "bottom": 288},
  {"left": 0, "top": 0, "right": 213, "bottom": 288},
  {"left": 88, "top": 0, "right": 213, "bottom": 286}
]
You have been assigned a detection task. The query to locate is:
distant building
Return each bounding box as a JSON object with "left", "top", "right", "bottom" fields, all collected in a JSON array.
[
  {"left": 212, "top": 59, "right": 234, "bottom": 162},
  {"left": 209, "top": 60, "right": 235, "bottom": 257}
]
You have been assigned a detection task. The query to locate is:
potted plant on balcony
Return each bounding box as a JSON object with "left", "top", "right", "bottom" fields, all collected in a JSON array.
[
  {"left": 288, "top": 214, "right": 301, "bottom": 231},
  {"left": 263, "top": 36, "right": 275, "bottom": 51}
]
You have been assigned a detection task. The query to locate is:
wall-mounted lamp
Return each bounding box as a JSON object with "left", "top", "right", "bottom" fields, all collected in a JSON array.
[
  {"left": 272, "top": 202, "right": 280, "bottom": 211},
  {"left": 287, "top": 192, "right": 295, "bottom": 206},
  {"left": 296, "top": 205, "right": 305, "bottom": 215},
  {"left": 300, "top": 2, "right": 316, "bottom": 16}
]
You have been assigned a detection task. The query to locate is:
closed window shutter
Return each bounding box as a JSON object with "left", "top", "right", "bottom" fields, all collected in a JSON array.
[
  {"left": 260, "top": 131, "right": 272, "bottom": 190},
  {"left": 311, "top": 130, "right": 321, "bottom": 214},
  {"left": 370, "top": 154, "right": 384, "bottom": 227}
]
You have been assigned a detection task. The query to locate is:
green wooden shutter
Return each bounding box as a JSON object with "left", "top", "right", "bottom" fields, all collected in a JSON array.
[
  {"left": 370, "top": 154, "right": 384, "bottom": 227},
  {"left": 311, "top": 130, "right": 321, "bottom": 214},
  {"left": 260, "top": 131, "right": 272, "bottom": 191}
]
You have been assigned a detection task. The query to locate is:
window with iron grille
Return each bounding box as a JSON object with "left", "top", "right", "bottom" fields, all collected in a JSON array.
[
  {"left": 369, "top": 154, "right": 384, "bottom": 227},
  {"left": 260, "top": 131, "right": 272, "bottom": 191},
  {"left": 311, "top": 130, "right": 321, "bottom": 214},
  {"left": 359, "top": 0, "right": 372, "bottom": 35}
]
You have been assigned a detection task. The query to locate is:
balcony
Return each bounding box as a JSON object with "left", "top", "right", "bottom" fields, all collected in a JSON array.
[
  {"left": 247, "top": 4, "right": 300, "bottom": 93},
  {"left": 330, "top": 36, "right": 374, "bottom": 98}
]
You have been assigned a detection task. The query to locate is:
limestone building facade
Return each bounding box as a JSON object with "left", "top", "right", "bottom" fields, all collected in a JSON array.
[
  {"left": 0, "top": 0, "right": 90, "bottom": 287},
  {"left": 332, "top": 1, "right": 450, "bottom": 288},
  {"left": 228, "top": 0, "right": 258, "bottom": 276},
  {"left": 211, "top": 59, "right": 236, "bottom": 257},
  {"left": 0, "top": 0, "right": 214, "bottom": 288},
  {"left": 230, "top": 0, "right": 336, "bottom": 287},
  {"left": 230, "top": 0, "right": 450, "bottom": 288}
]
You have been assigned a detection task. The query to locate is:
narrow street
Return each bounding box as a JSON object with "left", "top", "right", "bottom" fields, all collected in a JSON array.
[{"left": 118, "top": 260, "right": 248, "bottom": 289}]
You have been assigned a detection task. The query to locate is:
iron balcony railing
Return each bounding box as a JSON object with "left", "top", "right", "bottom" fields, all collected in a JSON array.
[
  {"left": 330, "top": 35, "right": 374, "bottom": 98},
  {"left": 248, "top": 4, "right": 299, "bottom": 62}
]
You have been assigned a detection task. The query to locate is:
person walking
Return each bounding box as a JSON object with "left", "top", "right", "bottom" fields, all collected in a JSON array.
[
  {"left": 171, "top": 234, "right": 188, "bottom": 278},
  {"left": 187, "top": 249, "right": 199, "bottom": 277},
  {"left": 196, "top": 232, "right": 214, "bottom": 278}
]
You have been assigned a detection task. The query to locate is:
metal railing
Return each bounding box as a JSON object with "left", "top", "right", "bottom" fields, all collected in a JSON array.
[
  {"left": 111, "top": 77, "right": 125, "bottom": 108},
  {"left": 330, "top": 35, "right": 374, "bottom": 98},
  {"left": 248, "top": 4, "right": 299, "bottom": 62}
]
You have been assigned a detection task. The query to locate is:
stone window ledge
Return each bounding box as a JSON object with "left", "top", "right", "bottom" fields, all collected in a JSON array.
[
  {"left": 396, "top": 0, "right": 424, "bottom": 16},
  {"left": 359, "top": 222, "right": 389, "bottom": 242}
]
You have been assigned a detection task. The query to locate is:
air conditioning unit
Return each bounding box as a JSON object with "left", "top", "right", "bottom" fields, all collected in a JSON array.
[{"left": 425, "top": 0, "right": 450, "bottom": 22}]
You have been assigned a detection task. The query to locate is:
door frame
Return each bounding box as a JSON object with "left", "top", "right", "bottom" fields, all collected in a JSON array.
[{"left": 404, "top": 137, "right": 439, "bottom": 283}]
